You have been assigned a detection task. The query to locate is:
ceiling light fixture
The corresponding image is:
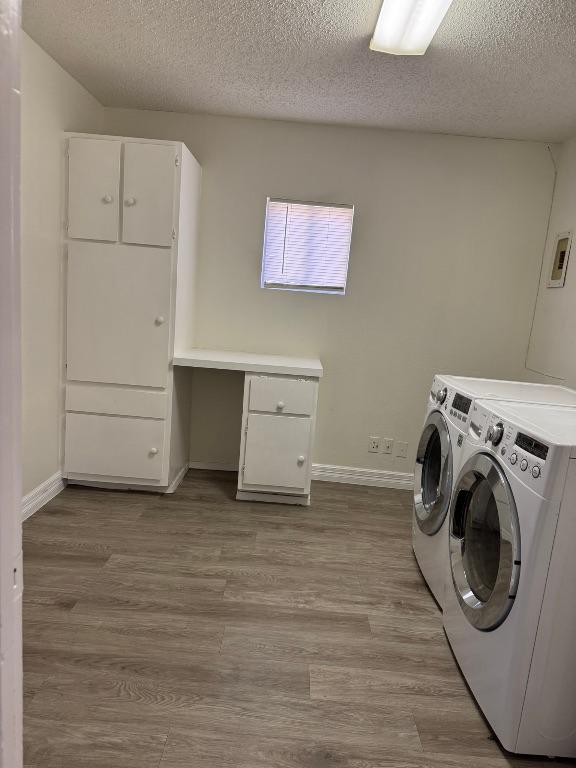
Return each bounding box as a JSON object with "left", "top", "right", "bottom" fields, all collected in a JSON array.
[{"left": 370, "top": 0, "right": 455, "bottom": 55}]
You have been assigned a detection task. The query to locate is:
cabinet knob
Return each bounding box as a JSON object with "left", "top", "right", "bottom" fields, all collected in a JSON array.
[
  {"left": 149, "top": 447, "right": 159, "bottom": 456},
  {"left": 125, "top": 197, "right": 137, "bottom": 206},
  {"left": 102, "top": 194, "right": 113, "bottom": 204},
  {"left": 297, "top": 455, "right": 306, "bottom": 465},
  {"left": 277, "top": 401, "right": 285, "bottom": 410},
  {"left": 155, "top": 316, "right": 166, "bottom": 326}
]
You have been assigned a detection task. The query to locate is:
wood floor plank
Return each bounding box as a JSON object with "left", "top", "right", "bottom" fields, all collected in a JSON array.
[
  {"left": 222, "top": 568, "right": 385, "bottom": 615},
  {"left": 413, "top": 708, "right": 506, "bottom": 759},
  {"left": 29, "top": 674, "right": 422, "bottom": 755},
  {"left": 159, "top": 727, "right": 520, "bottom": 768},
  {"left": 101, "top": 551, "right": 362, "bottom": 587},
  {"left": 221, "top": 625, "right": 458, "bottom": 677},
  {"left": 368, "top": 609, "right": 445, "bottom": 646},
  {"left": 24, "top": 716, "right": 168, "bottom": 768},
  {"left": 24, "top": 611, "right": 224, "bottom": 681},
  {"left": 166, "top": 696, "right": 421, "bottom": 752},
  {"left": 70, "top": 553, "right": 374, "bottom": 634},
  {"left": 309, "top": 663, "right": 470, "bottom": 712}
]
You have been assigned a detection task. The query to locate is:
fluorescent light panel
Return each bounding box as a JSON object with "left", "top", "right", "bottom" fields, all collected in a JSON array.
[{"left": 370, "top": 0, "right": 455, "bottom": 55}]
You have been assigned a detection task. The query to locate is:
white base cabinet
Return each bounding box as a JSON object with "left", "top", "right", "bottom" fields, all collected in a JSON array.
[
  {"left": 63, "top": 134, "right": 201, "bottom": 491},
  {"left": 238, "top": 374, "right": 318, "bottom": 505}
]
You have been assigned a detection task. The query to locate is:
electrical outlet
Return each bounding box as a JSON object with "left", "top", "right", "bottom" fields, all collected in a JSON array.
[
  {"left": 396, "top": 441, "right": 409, "bottom": 459},
  {"left": 381, "top": 438, "right": 393, "bottom": 455},
  {"left": 368, "top": 436, "right": 381, "bottom": 453}
]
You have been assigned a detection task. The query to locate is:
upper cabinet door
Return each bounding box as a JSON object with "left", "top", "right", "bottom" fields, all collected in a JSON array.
[
  {"left": 68, "top": 138, "right": 121, "bottom": 242},
  {"left": 122, "top": 142, "right": 176, "bottom": 247}
]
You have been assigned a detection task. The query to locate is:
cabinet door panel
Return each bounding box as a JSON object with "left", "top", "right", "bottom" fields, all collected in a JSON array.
[
  {"left": 242, "top": 414, "right": 311, "bottom": 491},
  {"left": 66, "top": 242, "right": 171, "bottom": 387},
  {"left": 122, "top": 142, "right": 176, "bottom": 247},
  {"left": 68, "top": 138, "right": 120, "bottom": 241},
  {"left": 65, "top": 413, "right": 165, "bottom": 480}
]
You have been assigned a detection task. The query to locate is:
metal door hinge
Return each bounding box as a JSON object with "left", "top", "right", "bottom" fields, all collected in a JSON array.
[
  {"left": 172, "top": 228, "right": 176, "bottom": 241},
  {"left": 175, "top": 155, "right": 180, "bottom": 166}
]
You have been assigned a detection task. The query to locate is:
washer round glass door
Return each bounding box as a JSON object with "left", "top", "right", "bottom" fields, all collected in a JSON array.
[
  {"left": 414, "top": 411, "right": 453, "bottom": 535},
  {"left": 449, "top": 452, "right": 520, "bottom": 631}
]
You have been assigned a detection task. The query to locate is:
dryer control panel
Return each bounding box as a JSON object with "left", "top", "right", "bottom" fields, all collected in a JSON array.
[{"left": 429, "top": 376, "right": 472, "bottom": 432}]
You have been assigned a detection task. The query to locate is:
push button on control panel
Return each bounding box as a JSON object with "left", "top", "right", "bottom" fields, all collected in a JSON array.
[
  {"left": 510, "top": 453, "right": 518, "bottom": 465},
  {"left": 520, "top": 459, "right": 528, "bottom": 472},
  {"left": 532, "top": 465, "right": 541, "bottom": 479}
]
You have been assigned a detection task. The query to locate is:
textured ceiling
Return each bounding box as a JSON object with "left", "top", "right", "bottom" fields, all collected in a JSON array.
[{"left": 22, "top": 0, "right": 576, "bottom": 141}]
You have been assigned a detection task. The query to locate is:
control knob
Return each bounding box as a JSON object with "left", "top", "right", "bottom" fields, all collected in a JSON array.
[
  {"left": 433, "top": 387, "right": 447, "bottom": 405},
  {"left": 486, "top": 421, "right": 504, "bottom": 446}
]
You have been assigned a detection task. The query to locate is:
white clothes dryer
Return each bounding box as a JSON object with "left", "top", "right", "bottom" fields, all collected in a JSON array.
[
  {"left": 444, "top": 399, "right": 576, "bottom": 758},
  {"left": 413, "top": 375, "right": 576, "bottom": 607}
]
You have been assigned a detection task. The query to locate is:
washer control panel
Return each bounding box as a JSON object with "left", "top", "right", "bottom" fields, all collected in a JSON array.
[{"left": 468, "top": 402, "right": 548, "bottom": 486}]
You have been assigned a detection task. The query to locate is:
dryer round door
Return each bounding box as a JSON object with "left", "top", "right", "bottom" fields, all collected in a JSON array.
[
  {"left": 449, "top": 452, "right": 520, "bottom": 631},
  {"left": 414, "top": 411, "right": 453, "bottom": 535}
]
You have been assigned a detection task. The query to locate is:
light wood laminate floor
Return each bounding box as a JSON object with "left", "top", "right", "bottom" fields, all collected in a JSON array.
[{"left": 23, "top": 471, "right": 574, "bottom": 767}]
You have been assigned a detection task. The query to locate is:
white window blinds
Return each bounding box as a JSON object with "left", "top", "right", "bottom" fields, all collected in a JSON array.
[{"left": 261, "top": 198, "right": 354, "bottom": 294}]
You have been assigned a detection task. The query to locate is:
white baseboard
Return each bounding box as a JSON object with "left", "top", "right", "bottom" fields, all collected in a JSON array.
[
  {"left": 188, "top": 460, "right": 239, "bottom": 472},
  {"left": 22, "top": 471, "right": 65, "bottom": 521},
  {"left": 165, "top": 464, "right": 189, "bottom": 494},
  {"left": 311, "top": 463, "right": 414, "bottom": 490}
]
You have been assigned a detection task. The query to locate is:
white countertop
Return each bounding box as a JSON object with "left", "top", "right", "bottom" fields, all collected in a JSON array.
[{"left": 174, "top": 348, "right": 323, "bottom": 378}]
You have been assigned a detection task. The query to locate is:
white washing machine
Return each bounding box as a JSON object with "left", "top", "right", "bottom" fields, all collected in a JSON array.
[
  {"left": 413, "top": 375, "right": 576, "bottom": 607},
  {"left": 444, "top": 399, "right": 576, "bottom": 758}
]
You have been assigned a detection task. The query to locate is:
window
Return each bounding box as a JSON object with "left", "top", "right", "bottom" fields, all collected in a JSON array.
[{"left": 261, "top": 198, "right": 354, "bottom": 295}]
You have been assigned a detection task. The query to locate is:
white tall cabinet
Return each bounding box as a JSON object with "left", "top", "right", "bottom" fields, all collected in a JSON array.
[{"left": 63, "top": 134, "right": 201, "bottom": 491}]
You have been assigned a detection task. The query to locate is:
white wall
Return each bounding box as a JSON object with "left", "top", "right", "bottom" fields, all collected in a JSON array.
[
  {"left": 106, "top": 108, "right": 554, "bottom": 471},
  {"left": 527, "top": 138, "right": 576, "bottom": 386},
  {"left": 21, "top": 34, "right": 105, "bottom": 494}
]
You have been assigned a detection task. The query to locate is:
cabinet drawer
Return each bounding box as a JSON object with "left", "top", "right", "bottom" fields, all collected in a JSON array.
[
  {"left": 248, "top": 376, "right": 316, "bottom": 416},
  {"left": 65, "top": 413, "right": 165, "bottom": 480},
  {"left": 242, "top": 413, "right": 311, "bottom": 491},
  {"left": 65, "top": 384, "right": 168, "bottom": 419}
]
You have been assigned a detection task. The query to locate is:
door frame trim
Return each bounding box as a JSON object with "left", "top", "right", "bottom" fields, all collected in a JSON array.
[{"left": 0, "top": 0, "right": 23, "bottom": 763}]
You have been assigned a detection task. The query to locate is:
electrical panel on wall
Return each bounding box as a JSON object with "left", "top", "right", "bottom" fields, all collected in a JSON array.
[{"left": 547, "top": 231, "right": 572, "bottom": 288}]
